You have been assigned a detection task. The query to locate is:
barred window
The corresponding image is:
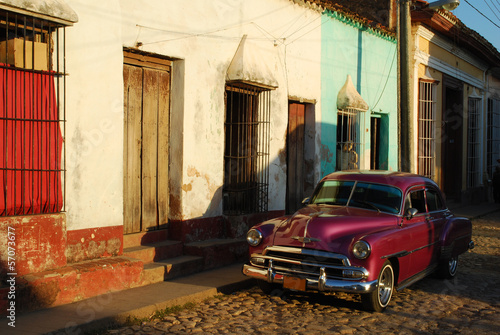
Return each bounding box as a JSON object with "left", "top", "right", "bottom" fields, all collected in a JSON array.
[
  {"left": 487, "top": 98, "right": 500, "bottom": 178},
  {"left": 418, "top": 80, "right": 437, "bottom": 180},
  {"left": 223, "top": 83, "right": 270, "bottom": 215},
  {"left": 0, "top": 11, "right": 66, "bottom": 216},
  {"left": 467, "top": 97, "right": 481, "bottom": 188},
  {"left": 337, "top": 108, "right": 363, "bottom": 171}
]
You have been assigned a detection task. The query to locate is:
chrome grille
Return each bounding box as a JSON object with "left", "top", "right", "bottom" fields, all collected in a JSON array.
[{"left": 258, "top": 246, "right": 350, "bottom": 280}]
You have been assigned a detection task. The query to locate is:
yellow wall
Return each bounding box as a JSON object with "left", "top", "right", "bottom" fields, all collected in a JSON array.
[{"left": 418, "top": 36, "right": 484, "bottom": 81}]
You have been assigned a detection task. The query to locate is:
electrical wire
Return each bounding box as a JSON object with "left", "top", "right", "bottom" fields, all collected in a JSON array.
[
  {"left": 370, "top": 46, "right": 397, "bottom": 112},
  {"left": 463, "top": 0, "right": 500, "bottom": 29},
  {"left": 483, "top": 0, "right": 500, "bottom": 21}
]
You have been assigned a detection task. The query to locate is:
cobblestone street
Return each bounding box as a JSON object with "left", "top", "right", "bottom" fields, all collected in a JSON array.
[{"left": 107, "top": 212, "right": 500, "bottom": 334}]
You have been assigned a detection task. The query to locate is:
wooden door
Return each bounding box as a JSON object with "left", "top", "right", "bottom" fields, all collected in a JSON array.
[
  {"left": 123, "top": 56, "right": 171, "bottom": 234},
  {"left": 441, "top": 78, "right": 463, "bottom": 201},
  {"left": 287, "top": 103, "right": 305, "bottom": 214}
]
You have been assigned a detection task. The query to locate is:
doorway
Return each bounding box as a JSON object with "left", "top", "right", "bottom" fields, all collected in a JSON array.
[
  {"left": 123, "top": 52, "right": 171, "bottom": 233},
  {"left": 286, "top": 102, "right": 314, "bottom": 214},
  {"left": 441, "top": 76, "right": 463, "bottom": 201}
]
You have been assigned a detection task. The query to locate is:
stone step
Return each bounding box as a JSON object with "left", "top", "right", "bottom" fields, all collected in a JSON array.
[
  {"left": 184, "top": 238, "right": 248, "bottom": 270},
  {"left": 123, "top": 229, "right": 169, "bottom": 249},
  {"left": 123, "top": 240, "right": 183, "bottom": 263},
  {"left": 141, "top": 255, "right": 204, "bottom": 285},
  {"left": 0, "top": 256, "right": 144, "bottom": 314}
]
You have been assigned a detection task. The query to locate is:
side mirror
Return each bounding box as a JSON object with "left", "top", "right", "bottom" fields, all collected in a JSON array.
[
  {"left": 405, "top": 208, "right": 418, "bottom": 220},
  {"left": 302, "top": 197, "right": 310, "bottom": 205}
]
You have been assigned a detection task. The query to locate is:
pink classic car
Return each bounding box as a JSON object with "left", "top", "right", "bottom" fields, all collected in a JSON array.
[{"left": 243, "top": 171, "right": 474, "bottom": 312}]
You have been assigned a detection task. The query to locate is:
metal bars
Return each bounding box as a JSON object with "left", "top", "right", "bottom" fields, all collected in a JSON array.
[
  {"left": 223, "top": 83, "right": 270, "bottom": 215},
  {"left": 467, "top": 98, "right": 481, "bottom": 188},
  {"left": 336, "top": 108, "right": 363, "bottom": 171},
  {"left": 0, "top": 11, "right": 66, "bottom": 216},
  {"left": 487, "top": 98, "right": 500, "bottom": 178},
  {"left": 418, "top": 81, "right": 437, "bottom": 180}
]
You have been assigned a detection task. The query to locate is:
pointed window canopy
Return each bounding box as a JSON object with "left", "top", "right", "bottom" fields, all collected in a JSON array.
[
  {"left": 337, "top": 75, "right": 368, "bottom": 111},
  {"left": 226, "top": 35, "right": 278, "bottom": 90},
  {"left": 0, "top": 0, "right": 78, "bottom": 25}
]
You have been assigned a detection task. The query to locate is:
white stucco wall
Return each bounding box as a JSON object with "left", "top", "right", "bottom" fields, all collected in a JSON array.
[
  {"left": 64, "top": 0, "right": 323, "bottom": 229},
  {"left": 65, "top": 0, "right": 124, "bottom": 230}
]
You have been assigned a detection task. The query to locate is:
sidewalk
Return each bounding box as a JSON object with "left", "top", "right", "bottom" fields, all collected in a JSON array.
[
  {"left": 0, "top": 263, "right": 254, "bottom": 335},
  {"left": 449, "top": 201, "right": 500, "bottom": 219},
  {"left": 3, "top": 202, "right": 500, "bottom": 335}
]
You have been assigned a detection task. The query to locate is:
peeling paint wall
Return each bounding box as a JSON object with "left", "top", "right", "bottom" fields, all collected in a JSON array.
[
  {"left": 0, "top": 214, "right": 66, "bottom": 279},
  {"left": 65, "top": 0, "right": 124, "bottom": 231},
  {"left": 62, "top": 0, "right": 323, "bottom": 233},
  {"left": 117, "top": 0, "right": 322, "bottom": 218}
]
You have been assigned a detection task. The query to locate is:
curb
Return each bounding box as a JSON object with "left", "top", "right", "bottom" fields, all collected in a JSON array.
[{"left": 0, "top": 264, "right": 255, "bottom": 335}]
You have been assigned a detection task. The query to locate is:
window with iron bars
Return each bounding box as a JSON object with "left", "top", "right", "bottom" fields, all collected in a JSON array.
[
  {"left": 0, "top": 11, "right": 66, "bottom": 216},
  {"left": 223, "top": 83, "right": 270, "bottom": 215},
  {"left": 418, "top": 80, "right": 437, "bottom": 180},
  {"left": 487, "top": 98, "right": 500, "bottom": 178},
  {"left": 337, "top": 108, "right": 363, "bottom": 171},
  {"left": 467, "top": 97, "right": 481, "bottom": 188}
]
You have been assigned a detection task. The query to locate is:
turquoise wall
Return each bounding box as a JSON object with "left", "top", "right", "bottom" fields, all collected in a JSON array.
[{"left": 320, "top": 10, "right": 398, "bottom": 177}]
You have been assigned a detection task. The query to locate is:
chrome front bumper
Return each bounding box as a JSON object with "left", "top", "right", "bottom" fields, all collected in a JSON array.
[{"left": 243, "top": 263, "right": 378, "bottom": 294}]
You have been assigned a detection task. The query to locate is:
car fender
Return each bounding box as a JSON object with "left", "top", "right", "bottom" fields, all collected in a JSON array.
[
  {"left": 439, "top": 216, "right": 472, "bottom": 259},
  {"left": 248, "top": 216, "right": 289, "bottom": 254},
  {"left": 350, "top": 224, "right": 408, "bottom": 282}
]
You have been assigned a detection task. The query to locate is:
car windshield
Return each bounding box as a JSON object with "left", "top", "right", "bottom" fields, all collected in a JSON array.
[{"left": 310, "top": 180, "right": 402, "bottom": 214}]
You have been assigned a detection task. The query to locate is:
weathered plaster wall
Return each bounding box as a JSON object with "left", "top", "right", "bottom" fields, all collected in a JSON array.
[
  {"left": 118, "top": 0, "right": 322, "bottom": 217},
  {"left": 61, "top": 0, "right": 322, "bottom": 232},
  {"left": 321, "top": 12, "right": 398, "bottom": 176},
  {"left": 65, "top": 0, "right": 124, "bottom": 230}
]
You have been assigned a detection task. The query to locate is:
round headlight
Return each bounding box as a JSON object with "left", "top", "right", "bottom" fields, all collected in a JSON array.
[
  {"left": 353, "top": 240, "right": 371, "bottom": 259},
  {"left": 246, "top": 229, "right": 263, "bottom": 247}
]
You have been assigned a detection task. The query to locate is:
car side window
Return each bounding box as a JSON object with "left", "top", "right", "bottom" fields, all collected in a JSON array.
[
  {"left": 409, "top": 190, "right": 427, "bottom": 214},
  {"left": 426, "top": 189, "right": 444, "bottom": 212}
]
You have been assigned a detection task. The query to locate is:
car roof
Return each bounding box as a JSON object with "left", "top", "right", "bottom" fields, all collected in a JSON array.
[{"left": 322, "top": 170, "right": 439, "bottom": 191}]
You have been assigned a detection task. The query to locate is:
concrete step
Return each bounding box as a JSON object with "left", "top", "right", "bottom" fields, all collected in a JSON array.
[
  {"left": 123, "top": 240, "right": 183, "bottom": 263},
  {"left": 0, "top": 256, "right": 144, "bottom": 314},
  {"left": 141, "top": 255, "right": 204, "bottom": 285},
  {"left": 184, "top": 238, "right": 248, "bottom": 270},
  {"left": 123, "top": 229, "right": 169, "bottom": 249}
]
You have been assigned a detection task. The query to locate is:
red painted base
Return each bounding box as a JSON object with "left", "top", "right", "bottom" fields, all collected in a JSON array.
[
  {"left": 2, "top": 256, "right": 143, "bottom": 314},
  {"left": 66, "top": 226, "right": 124, "bottom": 263},
  {"left": 0, "top": 214, "right": 66, "bottom": 278}
]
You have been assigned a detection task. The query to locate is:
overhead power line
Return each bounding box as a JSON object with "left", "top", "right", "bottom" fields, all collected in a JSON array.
[
  {"left": 483, "top": 0, "right": 500, "bottom": 21},
  {"left": 464, "top": 0, "right": 500, "bottom": 29}
]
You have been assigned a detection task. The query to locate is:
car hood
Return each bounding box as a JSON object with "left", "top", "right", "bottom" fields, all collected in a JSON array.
[{"left": 273, "top": 205, "right": 399, "bottom": 252}]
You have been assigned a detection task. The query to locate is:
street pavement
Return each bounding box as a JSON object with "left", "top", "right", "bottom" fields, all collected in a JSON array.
[{"left": 1, "top": 202, "right": 499, "bottom": 335}]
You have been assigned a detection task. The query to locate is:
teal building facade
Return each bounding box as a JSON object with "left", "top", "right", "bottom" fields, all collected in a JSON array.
[{"left": 320, "top": 9, "right": 399, "bottom": 177}]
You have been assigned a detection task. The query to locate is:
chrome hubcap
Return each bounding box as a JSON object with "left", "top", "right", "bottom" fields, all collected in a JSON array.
[
  {"left": 449, "top": 257, "right": 458, "bottom": 276},
  {"left": 378, "top": 265, "right": 393, "bottom": 307}
]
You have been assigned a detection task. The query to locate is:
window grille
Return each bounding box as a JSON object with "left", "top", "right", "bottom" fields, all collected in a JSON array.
[
  {"left": 487, "top": 98, "right": 500, "bottom": 178},
  {"left": 467, "top": 98, "right": 481, "bottom": 188},
  {"left": 418, "top": 81, "right": 437, "bottom": 180},
  {"left": 223, "top": 83, "right": 270, "bottom": 215},
  {"left": 0, "top": 11, "right": 66, "bottom": 216},
  {"left": 337, "top": 108, "right": 363, "bottom": 171}
]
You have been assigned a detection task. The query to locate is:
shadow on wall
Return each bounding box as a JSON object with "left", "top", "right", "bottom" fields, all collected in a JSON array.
[{"left": 182, "top": 116, "right": 321, "bottom": 242}]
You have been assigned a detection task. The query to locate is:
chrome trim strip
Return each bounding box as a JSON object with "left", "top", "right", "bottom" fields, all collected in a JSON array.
[
  {"left": 256, "top": 255, "right": 354, "bottom": 273},
  {"left": 243, "top": 264, "right": 377, "bottom": 294},
  {"left": 381, "top": 240, "right": 440, "bottom": 259}
]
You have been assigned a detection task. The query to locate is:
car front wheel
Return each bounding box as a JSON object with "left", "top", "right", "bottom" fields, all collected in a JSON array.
[{"left": 362, "top": 261, "right": 394, "bottom": 312}]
